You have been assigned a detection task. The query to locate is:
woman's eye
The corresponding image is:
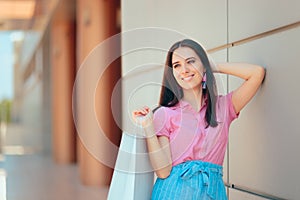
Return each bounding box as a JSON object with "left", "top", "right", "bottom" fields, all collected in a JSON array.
[
  {"left": 173, "top": 64, "right": 180, "bottom": 68},
  {"left": 188, "top": 59, "right": 195, "bottom": 64}
]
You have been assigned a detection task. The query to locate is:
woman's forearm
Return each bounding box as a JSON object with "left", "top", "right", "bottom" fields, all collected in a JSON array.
[
  {"left": 214, "top": 62, "right": 265, "bottom": 113},
  {"left": 215, "top": 62, "right": 265, "bottom": 80},
  {"left": 144, "top": 125, "right": 172, "bottom": 179}
]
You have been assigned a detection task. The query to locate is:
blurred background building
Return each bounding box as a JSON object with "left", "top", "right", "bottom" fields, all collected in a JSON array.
[{"left": 0, "top": 0, "right": 299, "bottom": 200}]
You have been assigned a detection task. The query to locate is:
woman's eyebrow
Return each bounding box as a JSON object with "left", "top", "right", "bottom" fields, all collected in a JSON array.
[
  {"left": 186, "top": 57, "right": 196, "bottom": 61},
  {"left": 172, "top": 61, "right": 180, "bottom": 66},
  {"left": 172, "top": 56, "right": 197, "bottom": 66}
]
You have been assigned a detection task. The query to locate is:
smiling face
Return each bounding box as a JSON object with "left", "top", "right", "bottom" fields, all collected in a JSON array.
[{"left": 172, "top": 47, "right": 205, "bottom": 91}]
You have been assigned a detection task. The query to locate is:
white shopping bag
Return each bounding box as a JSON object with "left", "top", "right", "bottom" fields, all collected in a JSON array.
[{"left": 108, "top": 132, "right": 154, "bottom": 200}]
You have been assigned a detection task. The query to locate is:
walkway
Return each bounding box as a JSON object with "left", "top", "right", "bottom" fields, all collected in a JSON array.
[{"left": 0, "top": 123, "right": 108, "bottom": 200}]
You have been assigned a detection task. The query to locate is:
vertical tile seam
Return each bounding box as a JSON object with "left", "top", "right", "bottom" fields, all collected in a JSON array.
[{"left": 225, "top": 0, "right": 230, "bottom": 199}]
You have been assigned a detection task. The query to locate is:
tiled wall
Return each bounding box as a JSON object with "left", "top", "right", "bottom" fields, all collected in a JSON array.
[
  {"left": 227, "top": 1, "right": 300, "bottom": 199},
  {"left": 121, "top": 0, "right": 300, "bottom": 199},
  {"left": 228, "top": 24, "right": 300, "bottom": 200}
]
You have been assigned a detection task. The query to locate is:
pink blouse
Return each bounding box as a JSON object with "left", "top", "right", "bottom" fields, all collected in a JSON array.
[{"left": 153, "top": 92, "right": 239, "bottom": 166}]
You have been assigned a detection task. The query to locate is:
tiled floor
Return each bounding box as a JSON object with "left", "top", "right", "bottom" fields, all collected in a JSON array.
[
  {"left": 0, "top": 154, "right": 109, "bottom": 200},
  {"left": 0, "top": 123, "right": 109, "bottom": 200}
]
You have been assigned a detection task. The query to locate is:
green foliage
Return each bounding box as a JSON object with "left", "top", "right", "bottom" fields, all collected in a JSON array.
[{"left": 0, "top": 99, "right": 12, "bottom": 123}]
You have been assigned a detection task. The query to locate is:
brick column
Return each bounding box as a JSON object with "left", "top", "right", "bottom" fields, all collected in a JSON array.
[
  {"left": 50, "top": 0, "right": 76, "bottom": 163},
  {"left": 76, "top": 0, "right": 121, "bottom": 185}
]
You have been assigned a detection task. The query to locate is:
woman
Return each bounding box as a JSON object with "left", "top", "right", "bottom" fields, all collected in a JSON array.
[{"left": 132, "top": 39, "right": 265, "bottom": 200}]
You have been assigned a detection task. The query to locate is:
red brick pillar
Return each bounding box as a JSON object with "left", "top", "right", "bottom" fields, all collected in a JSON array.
[
  {"left": 76, "top": 0, "right": 121, "bottom": 185},
  {"left": 50, "top": 0, "right": 76, "bottom": 164}
]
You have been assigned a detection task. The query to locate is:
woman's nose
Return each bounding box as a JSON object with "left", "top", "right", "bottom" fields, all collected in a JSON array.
[{"left": 181, "top": 63, "right": 190, "bottom": 73}]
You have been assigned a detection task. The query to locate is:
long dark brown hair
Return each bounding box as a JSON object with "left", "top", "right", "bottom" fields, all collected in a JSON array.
[{"left": 158, "top": 39, "right": 218, "bottom": 127}]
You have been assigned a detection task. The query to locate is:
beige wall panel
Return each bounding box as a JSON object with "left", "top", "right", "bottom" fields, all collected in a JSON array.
[
  {"left": 228, "top": 27, "right": 300, "bottom": 199},
  {"left": 122, "top": 0, "right": 227, "bottom": 50},
  {"left": 228, "top": 0, "right": 300, "bottom": 42},
  {"left": 122, "top": 64, "right": 163, "bottom": 135}
]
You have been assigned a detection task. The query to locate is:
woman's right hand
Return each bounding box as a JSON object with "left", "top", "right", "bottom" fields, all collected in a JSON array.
[{"left": 132, "top": 106, "right": 154, "bottom": 129}]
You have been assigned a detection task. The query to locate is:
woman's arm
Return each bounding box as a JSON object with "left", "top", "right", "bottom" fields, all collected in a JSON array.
[
  {"left": 215, "top": 63, "right": 265, "bottom": 113},
  {"left": 132, "top": 107, "right": 172, "bottom": 179}
]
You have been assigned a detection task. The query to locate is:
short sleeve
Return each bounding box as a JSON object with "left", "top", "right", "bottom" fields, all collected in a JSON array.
[
  {"left": 152, "top": 107, "right": 171, "bottom": 138},
  {"left": 218, "top": 92, "right": 239, "bottom": 124},
  {"left": 225, "top": 92, "right": 239, "bottom": 122}
]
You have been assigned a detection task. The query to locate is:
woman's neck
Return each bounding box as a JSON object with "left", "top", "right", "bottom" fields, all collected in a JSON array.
[{"left": 182, "top": 88, "right": 203, "bottom": 111}]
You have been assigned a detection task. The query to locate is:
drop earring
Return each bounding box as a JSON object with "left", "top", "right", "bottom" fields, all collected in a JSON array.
[{"left": 202, "top": 72, "right": 207, "bottom": 89}]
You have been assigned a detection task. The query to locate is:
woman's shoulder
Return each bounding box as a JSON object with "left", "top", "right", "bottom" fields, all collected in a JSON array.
[
  {"left": 153, "top": 105, "right": 178, "bottom": 118},
  {"left": 153, "top": 106, "right": 172, "bottom": 114}
]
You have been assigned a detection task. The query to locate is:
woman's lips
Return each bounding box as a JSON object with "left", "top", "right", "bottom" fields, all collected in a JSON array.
[{"left": 181, "top": 74, "right": 194, "bottom": 81}]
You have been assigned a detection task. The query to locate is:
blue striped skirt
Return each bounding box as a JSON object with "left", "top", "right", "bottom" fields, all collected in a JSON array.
[{"left": 151, "top": 160, "right": 227, "bottom": 200}]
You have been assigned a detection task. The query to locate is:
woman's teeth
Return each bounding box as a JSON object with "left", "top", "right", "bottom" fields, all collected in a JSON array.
[{"left": 182, "top": 74, "right": 194, "bottom": 81}]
